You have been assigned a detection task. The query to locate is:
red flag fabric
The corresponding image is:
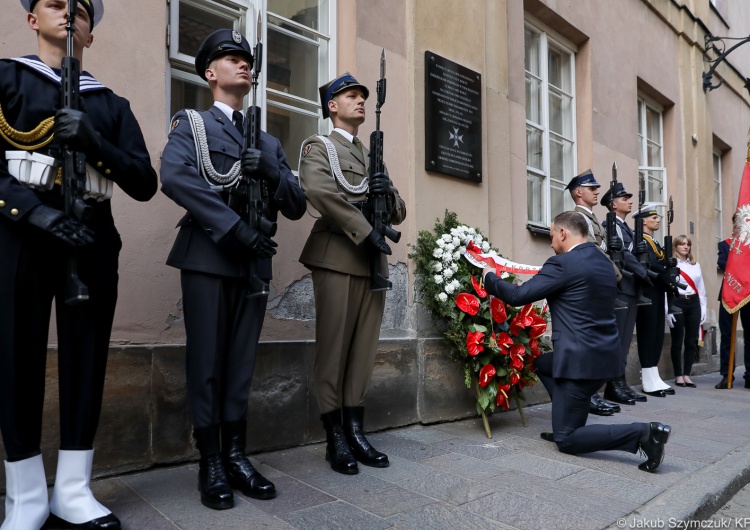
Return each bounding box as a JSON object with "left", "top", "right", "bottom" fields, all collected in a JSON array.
[{"left": 722, "top": 160, "right": 750, "bottom": 313}]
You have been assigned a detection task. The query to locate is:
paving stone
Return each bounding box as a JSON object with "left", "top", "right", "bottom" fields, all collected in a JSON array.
[
  {"left": 243, "top": 475, "right": 337, "bottom": 517},
  {"left": 397, "top": 471, "right": 494, "bottom": 505},
  {"left": 420, "top": 452, "right": 507, "bottom": 481},
  {"left": 356, "top": 454, "right": 434, "bottom": 483},
  {"left": 362, "top": 432, "right": 451, "bottom": 462},
  {"left": 464, "top": 490, "right": 608, "bottom": 530},
  {"left": 429, "top": 437, "right": 516, "bottom": 461},
  {"left": 91, "top": 478, "right": 177, "bottom": 529},
  {"left": 387, "top": 503, "right": 514, "bottom": 530},
  {"left": 490, "top": 451, "right": 584, "bottom": 480},
  {"left": 558, "top": 468, "right": 665, "bottom": 505},
  {"left": 280, "top": 500, "right": 391, "bottom": 530},
  {"left": 388, "top": 425, "right": 458, "bottom": 444}
]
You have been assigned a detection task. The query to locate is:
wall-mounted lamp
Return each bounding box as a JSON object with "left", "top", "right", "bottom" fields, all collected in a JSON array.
[{"left": 703, "top": 34, "right": 750, "bottom": 95}]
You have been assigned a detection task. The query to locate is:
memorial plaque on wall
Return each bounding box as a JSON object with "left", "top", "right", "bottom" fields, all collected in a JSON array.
[{"left": 424, "top": 51, "right": 482, "bottom": 182}]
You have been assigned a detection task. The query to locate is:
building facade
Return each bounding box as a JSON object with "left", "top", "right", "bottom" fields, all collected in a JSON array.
[{"left": 1, "top": 0, "right": 748, "bottom": 479}]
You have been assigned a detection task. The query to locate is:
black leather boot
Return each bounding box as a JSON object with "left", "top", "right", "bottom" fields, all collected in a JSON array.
[
  {"left": 321, "top": 410, "right": 358, "bottom": 475},
  {"left": 193, "top": 425, "right": 234, "bottom": 510},
  {"left": 221, "top": 421, "right": 276, "bottom": 500},
  {"left": 589, "top": 394, "right": 618, "bottom": 415},
  {"left": 638, "top": 422, "right": 671, "bottom": 472},
  {"left": 619, "top": 376, "right": 647, "bottom": 402},
  {"left": 604, "top": 379, "right": 636, "bottom": 405},
  {"left": 343, "top": 407, "right": 389, "bottom": 468}
]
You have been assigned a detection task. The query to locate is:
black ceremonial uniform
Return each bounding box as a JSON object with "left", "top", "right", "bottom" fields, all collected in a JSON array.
[
  {"left": 0, "top": 56, "right": 157, "bottom": 459},
  {"left": 635, "top": 234, "right": 671, "bottom": 369},
  {"left": 160, "top": 106, "right": 306, "bottom": 431}
]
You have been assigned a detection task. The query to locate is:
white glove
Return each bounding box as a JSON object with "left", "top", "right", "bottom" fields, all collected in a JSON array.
[
  {"left": 700, "top": 311, "right": 706, "bottom": 325},
  {"left": 666, "top": 314, "right": 676, "bottom": 328}
]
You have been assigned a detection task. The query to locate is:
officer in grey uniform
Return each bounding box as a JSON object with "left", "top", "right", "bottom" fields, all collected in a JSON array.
[
  {"left": 298, "top": 73, "right": 406, "bottom": 475},
  {"left": 160, "top": 29, "right": 306, "bottom": 510},
  {"left": 566, "top": 170, "right": 623, "bottom": 416}
]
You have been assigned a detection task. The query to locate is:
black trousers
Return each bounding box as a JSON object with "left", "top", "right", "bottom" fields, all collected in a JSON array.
[
  {"left": 181, "top": 271, "right": 267, "bottom": 429},
  {"left": 718, "top": 302, "right": 750, "bottom": 379},
  {"left": 614, "top": 293, "right": 637, "bottom": 377},
  {"left": 636, "top": 285, "right": 666, "bottom": 368},
  {"left": 0, "top": 224, "right": 119, "bottom": 461},
  {"left": 669, "top": 296, "right": 700, "bottom": 377},
  {"left": 534, "top": 352, "right": 644, "bottom": 455}
]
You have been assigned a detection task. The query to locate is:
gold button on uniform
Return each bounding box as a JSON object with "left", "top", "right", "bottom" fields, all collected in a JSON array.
[
  {"left": 105, "top": 169, "right": 111, "bottom": 175},
  {"left": 11, "top": 208, "right": 19, "bottom": 216},
  {"left": 97, "top": 161, "right": 103, "bottom": 167},
  {"left": 0, "top": 200, "right": 5, "bottom": 207}
]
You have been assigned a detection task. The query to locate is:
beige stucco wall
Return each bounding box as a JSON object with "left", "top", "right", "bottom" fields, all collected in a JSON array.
[{"left": 3, "top": 0, "right": 750, "bottom": 345}]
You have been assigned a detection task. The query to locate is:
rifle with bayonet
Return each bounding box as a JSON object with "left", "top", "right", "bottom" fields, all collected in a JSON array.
[
  {"left": 664, "top": 195, "right": 686, "bottom": 314},
  {"left": 364, "top": 49, "right": 400, "bottom": 291},
  {"left": 61, "top": 0, "right": 92, "bottom": 305},
  {"left": 605, "top": 163, "right": 628, "bottom": 275},
  {"left": 240, "top": 14, "right": 276, "bottom": 299},
  {"left": 634, "top": 174, "right": 657, "bottom": 306}
]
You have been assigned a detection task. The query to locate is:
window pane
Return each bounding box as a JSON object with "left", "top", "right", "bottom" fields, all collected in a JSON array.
[
  {"left": 550, "top": 181, "right": 567, "bottom": 220},
  {"left": 170, "top": 75, "right": 213, "bottom": 117},
  {"left": 525, "top": 74, "right": 541, "bottom": 124},
  {"left": 526, "top": 125, "right": 543, "bottom": 170},
  {"left": 548, "top": 88, "right": 572, "bottom": 137},
  {"left": 646, "top": 107, "right": 661, "bottom": 143},
  {"left": 527, "top": 173, "right": 544, "bottom": 224},
  {"left": 267, "top": 100, "right": 319, "bottom": 172},
  {"left": 268, "top": 0, "right": 326, "bottom": 32},
  {"left": 549, "top": 136, "right": 573, "bottom": 184},
  {"left": 524, "top": 28, "right": 540, "bottom": 76},
  {"left": 646, "top": 139, "right": 661, "bottom": 167},
  {"left": 548, "top": 44, "right": 571, "bottom": 92},
  {"left": 645, "top": 169, "right": 664, "bottom": 202},
  {"left": 267, "top": 25, "right": 323, "bottom": 101},
  {"left": 178, "top": 3, "right": 235, "bottom": 59}
]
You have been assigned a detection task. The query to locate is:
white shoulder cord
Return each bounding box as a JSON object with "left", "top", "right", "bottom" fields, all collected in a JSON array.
[
  {"left": 314, "top": 135, "right": 369, "bottom": 195},
  {"left": 184, "top": 109, "right": 242, "bottom": 188}
]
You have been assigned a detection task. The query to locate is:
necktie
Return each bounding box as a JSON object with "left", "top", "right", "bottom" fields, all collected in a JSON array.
[
  {"left": 353, "top": 136, "right": 364, "bottom": 158},
  {"left": 232, "top": 110, "right": 245, "bottom": 137}
]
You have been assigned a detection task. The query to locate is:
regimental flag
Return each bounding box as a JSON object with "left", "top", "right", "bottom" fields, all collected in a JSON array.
[{"left": 722, "top": 150, "right": 750, "bottom": 313}]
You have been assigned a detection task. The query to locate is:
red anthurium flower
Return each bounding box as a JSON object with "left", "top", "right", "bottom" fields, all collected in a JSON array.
[
  {"left": 529, "top": 315, "right": 547, "bottom": 339},
  {"left": 529, "top": 338, "right": 542, "bottom": 358},
  {"left": 496, "top": 383, "right": 511, "bottom": 411},
  {"left": 479, "top": 364, "right": 496, "bottom": 387},
  {"left": 456, "top": 293, "right": 480, "bottom": 316},
  {"left": 509, "top": 316, "right": 522, "bottom": 336},
  {"left": 510, "top": 343, "right": 525, "bottom": 370},
  {"left": 471, "top": 275, "right": 487, "bottom": 298},
  {"left": 490, "top": 297, "right": 507, "bottom": 324},
  {"left": 466, "top": 330, "right": 485, "bottom": 356},
  {"left": 517, "top": 304, "right": 535, "bottom": 328},
  {"left": 496, "top": 331, "right": 513, "bottom": 354},
  {"left": 509, "top": 371, "right": 521, "bottom": 385}
]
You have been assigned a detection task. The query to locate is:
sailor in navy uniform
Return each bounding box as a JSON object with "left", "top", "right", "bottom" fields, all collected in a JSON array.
[
  {"left": 600, "top": 183, "right": 649, "bottom": 405},
  {"left": 0, "top": 1, "right": 157, "bottom": 528},
  {"left": 160, "top": 29, "right": 306, "bottom": 510}
]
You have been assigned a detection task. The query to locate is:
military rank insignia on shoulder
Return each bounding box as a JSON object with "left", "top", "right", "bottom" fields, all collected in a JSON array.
[
  {"left": 302, "top": 144, "right": 312, "bottom": 158},
  {"left": 170, "top": 119, "right": 180, "bottom": 131}
]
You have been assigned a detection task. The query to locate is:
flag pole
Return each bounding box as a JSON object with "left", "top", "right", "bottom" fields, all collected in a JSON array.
[{"left": 728, "top": 312, "right": 737, "bottom": 388}]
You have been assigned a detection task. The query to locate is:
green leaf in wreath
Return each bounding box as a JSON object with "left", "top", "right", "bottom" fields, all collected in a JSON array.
[{"left": 473, "top": 324, "right": 488, "bottom": 333}]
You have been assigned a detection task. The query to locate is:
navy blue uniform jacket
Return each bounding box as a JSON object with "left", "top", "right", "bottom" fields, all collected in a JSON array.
[
  {"left": 484, "top": 242, "right": 620, "bottom": 380},
  {"left": 160, "top": 106, "right": 306, "bottom": 279}
]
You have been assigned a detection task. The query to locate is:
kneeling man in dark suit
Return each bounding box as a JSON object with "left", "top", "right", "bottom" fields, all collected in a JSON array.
[{"left": 482, "top": 211, "right": 670, "bottom": 472}]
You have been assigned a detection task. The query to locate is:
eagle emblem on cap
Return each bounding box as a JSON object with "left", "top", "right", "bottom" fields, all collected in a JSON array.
[{"left": 232, "top": 30, "right": 242, "bottom": 44}]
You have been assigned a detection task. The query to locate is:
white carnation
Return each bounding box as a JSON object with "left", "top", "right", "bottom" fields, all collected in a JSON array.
[
  {"left": 453, "top": 251, "right": 461, "bottom": 261},
  {"left": 433, "top": 248, "right": 444, "bottom": 258},
  {"left": 451, "top": 279, "right": 461, "bottom": 290},
  {"left": 443, "top": 268, "right": 454, "bottom": 279},
  {"left": 433, "top": 262, "right": 443, "bottom": 272},
  {"left": 444, "top": 283, "right": 455, "bottom": 294},
  {"left": 436, "top": 292, "right": 448, "bottom": 302},
  {"left": 442, "top": 234, "right": 452, "bottom": 242},
  {"left": 434, "top": 274, "right": 444, "bottom": 284},
  {"left": 500, "top": 272, "right": 510, "bottom": 279},
  {"left": 482, "top": 241, "right": 490, "bottom": 252},
  {"left": 444, "top": 243, "right": 454, "bottom": 253},
  {"left": 436, "top": 239, "right": 445, "bottom": 248},
  {"left": 452, "top": 236, "right": 460, "bottom": 247},
  {"left": 451, "top": 263, "right": 458, "bottom": 272}
]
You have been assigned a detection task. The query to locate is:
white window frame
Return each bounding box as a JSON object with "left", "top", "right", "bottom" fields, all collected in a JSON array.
[
  {"left": 713, "top": 149, "right": 723, "bottom": 240},
  {"left": 637, "top": 96, "right": 667, "bottom": 240},
  {"left": 524, "top": 22, "right": 577, "bottom": 229},
  {"left": 166, "top": 0, "right": 337, "bottom": 160}
]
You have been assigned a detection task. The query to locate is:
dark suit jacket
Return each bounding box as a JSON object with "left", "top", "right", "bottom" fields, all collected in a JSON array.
[
  {"left": 718, "top": 238, "right": 730, "bottom": 301},
  {"left": 484, "top": 242, "right": 620, "bottom": 380},
  {"left": 160, "top": 106, "right": 305, "bottom": 279}
]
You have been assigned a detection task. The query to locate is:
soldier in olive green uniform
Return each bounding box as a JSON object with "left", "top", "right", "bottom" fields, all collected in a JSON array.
[{"left": 298, "top": 73, "right": 406, "bottom": 475}]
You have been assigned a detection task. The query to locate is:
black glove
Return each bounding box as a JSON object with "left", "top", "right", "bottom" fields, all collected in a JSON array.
[
  {"left": 54, "top": 109, "right": 102, "bottom": 153},
  {"left": 366, "top": 229, "right": 392, "bottom": 255},
  {"left": 26, "top": 204, "right": 95, "bottom": 247},
  {"left": 666, "top": 257, "right": 677, "bottom": 268},
  {"left": 241, "top": 148, "right": 280, "bottom": 190},
  {"left": 368, "top": 172, "right": 392, "bottom": 196},
  {"left": 635, "top": 241, "right": 649, "bottom": 254},
  {"left": 609, "top": 235, "right": 623, "bottom": 252},
  {"left": 231, "top": 220, "right": 277, "bottom": 258}
]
